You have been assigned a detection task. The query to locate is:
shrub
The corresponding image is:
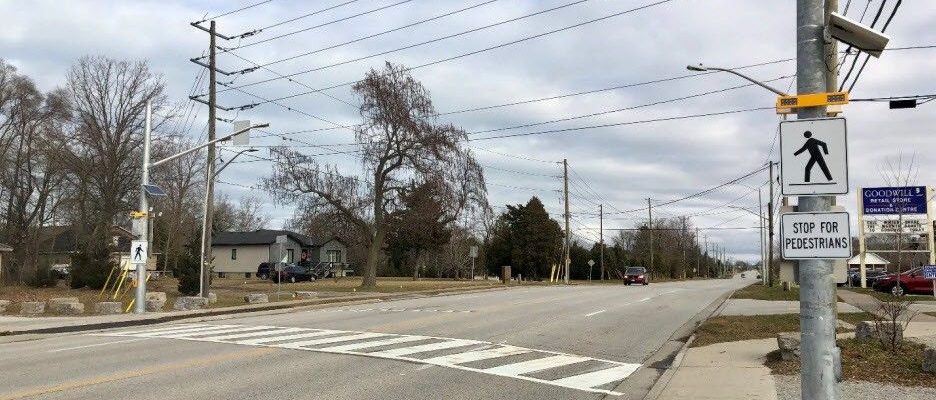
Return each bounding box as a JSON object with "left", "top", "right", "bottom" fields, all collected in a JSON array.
[
  {"left": 27, "top": 265, "right": 57, "bottom": 288},
  {"left": 69, "top": 246, "right": 114, "bottom": 289}
]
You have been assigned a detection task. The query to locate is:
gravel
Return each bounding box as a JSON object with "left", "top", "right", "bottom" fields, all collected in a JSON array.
[{"left": 775, "top": 375, "right": 936, "bottom": 400}]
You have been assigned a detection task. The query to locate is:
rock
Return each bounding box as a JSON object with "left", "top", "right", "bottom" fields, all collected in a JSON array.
[
  {"left": 52, "top": 302, "right": 85, "bottom": 315},
  {"left": 244, "top": 293, "right": 269, "bottom": 304},
  {"left": 94, "top": 302, "right": 123, "bottom": 315},
  {"left": 145, "top": 299, "right": 165, "bottom": 312},
  {"left": 20, "top": 301, "right": 45, "bottom": 315},
  {"left": 923, "top": 347, "right": 936, "bottom": 373},
  {"left": 0, "top": 300, "right": 11, "bottom": 312},
  {"left": 855, "top": 321, "right": 903, "bottom": 342},
  {"left": 207, "top": 293, "right": 218, "bottom": 304},
  {"left": 777, "top": 332, "right": 801, "bottom": 360},
  {"left": 47, "top": 297, "right": 80, "bottom": 308},
  {"left": 293, "top": 291, "right": 317, "bottom": 299},
  {"left": 146, "top": 292, "right": 167, "bottom": 302},
  {"left": 173, "top": 296, "right": 208, "bottom": 311}
]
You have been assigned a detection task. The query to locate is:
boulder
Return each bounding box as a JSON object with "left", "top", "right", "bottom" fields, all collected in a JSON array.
[
  {"left": 94, "top": 302, "right": 123, "bottom": 315},
  {"left": 146, "top": 292, "right": 167, "bottom": 302},
  {"left": 923, "top": 347, "right": 936, "bottom": 373},
  {"left": 293, "top": 291, "right": 317, "bottom": 300},
  {"left": 20, "top": 301, "right": 45, "bottom": 315},
  {"left": 244, "top": 293, "right": 269, "bottom": 304},
  {"left": 855, "top": 321, "right": 903, "bottom": 342},
  {"left": 0, "top": 300, "right": 11, "bottom": 312},
  {"left": 52, "top": 302, "right": 85, "bottom": 315},
  {"left": 47, "top": 297, "right": 79, "bottom": 307},
  {"left": 145, "top": 299, "right": 166, "bottom": 312},
  {"left": 173, "top": 296, "right": 208, "bottom": 311},
  {"left": 777, "top": 332, "right": 801, "bottom": 360},
  {"left": 207, "top": 293, "right": 218, "bottom": 304}
]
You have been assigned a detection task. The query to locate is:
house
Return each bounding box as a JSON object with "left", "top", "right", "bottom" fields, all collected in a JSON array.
[
  {"left": 0, "top": 243, "right": 12, "bottom": 281},
  {"left": 212, "top": 229, "right": 348, "bottom": 278},
  {"left": 37, "top": 225, "right": 156, "bottom": 271},
  {"left": 846, "top": 252, "right": 890, "bottom": 271}
]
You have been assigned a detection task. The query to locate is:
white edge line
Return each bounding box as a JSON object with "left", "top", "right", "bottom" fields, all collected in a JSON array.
[
  {"left": 48, "top": 337, "right": 152, "bottom": 353},
  {"left": 585, "top": 309, "right": 607, "bottom": 317}
]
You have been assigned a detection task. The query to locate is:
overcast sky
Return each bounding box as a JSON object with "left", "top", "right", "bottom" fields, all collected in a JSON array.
[{"left": 3, "top": 0, "right": 935, "bottom": 262}]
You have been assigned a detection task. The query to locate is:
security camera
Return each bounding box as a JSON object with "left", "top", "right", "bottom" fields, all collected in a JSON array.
[{"left": 828, "top": 12, "right": 890, "bottom": 58}]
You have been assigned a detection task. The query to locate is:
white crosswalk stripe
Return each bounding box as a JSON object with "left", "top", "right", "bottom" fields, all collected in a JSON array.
[{"left": 96, "top": 324, "right": 641, "bottom": 396}]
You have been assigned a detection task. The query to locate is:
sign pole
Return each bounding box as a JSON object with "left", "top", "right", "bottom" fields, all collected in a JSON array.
[
  {"left": 858, "top": 187, "right": 867, "bottom": 288},
  {"left": 927, "top": 186, "right": 935, "bottom": 265},
  {"left": 133, "top": 101, "right": 152, "bottom": 314}
]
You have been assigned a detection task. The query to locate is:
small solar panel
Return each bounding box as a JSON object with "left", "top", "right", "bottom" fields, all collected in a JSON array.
[{"left": 142, "top": 184, "right": 168, "bottom": 197}]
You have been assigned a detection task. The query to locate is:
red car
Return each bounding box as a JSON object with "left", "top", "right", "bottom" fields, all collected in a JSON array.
[
  {"left": 872, "top": 267, "right": 935, "bottom": 296},
  {"left": 623, "top": 267, "right": 649, "bottom": 285}
]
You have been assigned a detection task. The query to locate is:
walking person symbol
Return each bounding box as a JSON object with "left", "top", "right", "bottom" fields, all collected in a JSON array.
[
  {"left": 793, "top": 130, "right": 833, "bottom": 182},
  {"left": 134, "top": 244, "right": 144, "bottom": 261}
]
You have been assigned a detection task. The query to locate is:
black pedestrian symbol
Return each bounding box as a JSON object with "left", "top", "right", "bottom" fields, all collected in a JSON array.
[
  {"left": 134, "top": 244, "right": 144, "bottom": 261},
  {"left": 793, "top": 131, "right": 833, "bottom": 183}
]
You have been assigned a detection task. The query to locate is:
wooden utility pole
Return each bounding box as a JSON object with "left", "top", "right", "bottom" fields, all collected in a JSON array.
[
  {"left": 695, "top": 227, "right": 700, "bottom": 278},
  {"left": 647, "top": 198, "right": 654, "bottom": 278},
  {"left": 768, "top": 161, "right": 775, "bottom": 286},
  {"left": 197, "top": 20, "right": 218, "bottom": 298},
  {"left": 681, "top": 217, "right": 687, "bottom": 279},
  {"left": 599, "top": 204, "right": 605, "bottom": 280},
  {"left": 563, "top": 159, "right": 570, "bottom": 284}
]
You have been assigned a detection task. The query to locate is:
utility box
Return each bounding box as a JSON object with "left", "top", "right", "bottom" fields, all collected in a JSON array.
[{"left": 501, "top": 266, "right": 511, "bottom": 284}]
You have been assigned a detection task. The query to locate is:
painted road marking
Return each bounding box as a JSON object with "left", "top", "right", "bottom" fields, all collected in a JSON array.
[
  {"left": 585, "top": 309, "right": 606, "bottom": 317},
  {"left": 96, "top": 324, "right": 641, "bottom": 396},
  {"left": 319, "top": 307, "right": 474, "bottom": 314},
  {"left": 47, "top": 338, "right": 152, "bottom": 353}
]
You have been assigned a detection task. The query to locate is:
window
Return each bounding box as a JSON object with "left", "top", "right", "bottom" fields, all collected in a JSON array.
[
  {"left": 287, "top": 249, "right": 295, "bottom": 263},
  {"left": 231, "top": 249, "right": 237, "bottom": 260},
  {"left": 327, "top": 250, "right": 341, "bottom": 263}
]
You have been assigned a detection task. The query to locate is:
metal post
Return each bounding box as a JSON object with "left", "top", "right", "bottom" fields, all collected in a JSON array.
[
  {"left": 758, "top": 188, "right": 766, "bottom": 284},
  {"left": 134, "top": 101, "right": 152, "bottom": 314},
  {"left": 927, "top": 186, "right": 935, "bottom": 265},
  {"left": 648, "top": 198, "right": 654, "bottom": 278},
  {"left": 695, "top": 227, "right": 700, "bottom": 278},
  {"left": 599, "top": 204, "right": 605, "bottom": 280},
  {"left": 858, "top": 187, "right": 867, "bottom": 288},
  {"left": 768, "top": 161, "right": 776, "bottom": 286},
  {"left": 563, "top": 159, "right": 570, "bottom": 284},
  {"left": 198, "top": 20, "right": 218, "bottom": 299},
  {"left": 798, "top": 0, "right": 838, "bottom": 398},
  {"left": 703, "top": 234, "right": 708, "bottom": 277}
]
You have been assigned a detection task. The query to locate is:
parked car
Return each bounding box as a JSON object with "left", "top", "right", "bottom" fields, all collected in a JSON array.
[
  {"left": 847, "top": 270, "right": 887, "bottom": 287},
  {"left": 623, "top": 267, "right": 648, "bottom": 285},
  {"left": 50, "top": 264, "right": 70, "bottom": 279},
  {"left": 256, "top": 262, "right": 273, "bottom": 280},
  {"left": 272, "top": 264, "right": 315, "bottom": 283},
  {"left": 872, "top": 268, "right": 934, "bottom": 296}
]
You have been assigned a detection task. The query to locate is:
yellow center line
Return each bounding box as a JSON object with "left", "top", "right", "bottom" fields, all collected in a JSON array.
[{"left": 1, "top": 347, "right": 273, "bottom": 400}]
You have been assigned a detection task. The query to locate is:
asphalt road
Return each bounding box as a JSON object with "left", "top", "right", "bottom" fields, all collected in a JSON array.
[{"left": 0, "top": 277, "right": 752, "bottom": 400}]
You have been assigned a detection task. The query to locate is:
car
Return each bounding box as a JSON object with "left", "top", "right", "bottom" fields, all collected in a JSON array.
[
  {"left": 623, "top": 267, "right": 648, "bottom": 285},
  {"left": 272, "top": 264, "right": 315, "bottom": 283},
  {"left": 847, "top": 270, "right": 887, "bottom": 287},
  {"left": 872, "top": 267, "right": 935, "bottom": 296},
  {"left": 50, "top": 264, "right": 70, "bottom": 279},
  {"left": 256, "top": 262, "right": 273, "bottom": 280}
]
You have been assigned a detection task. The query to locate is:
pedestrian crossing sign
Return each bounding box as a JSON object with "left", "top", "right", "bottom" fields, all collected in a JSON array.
[
  {"left": 779, "top": 117, "right": 848, "bottom": 196},
  {"left": 130, "top": 240, "right": 148, "bottom": 265}
]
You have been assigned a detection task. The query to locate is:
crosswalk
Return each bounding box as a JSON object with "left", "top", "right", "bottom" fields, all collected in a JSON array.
[
  {"left": 96, "top": 323, "right": 641, "bottom": 395},
  {"left": 314, "top": 307, "right": 475, "bottom": 314}
]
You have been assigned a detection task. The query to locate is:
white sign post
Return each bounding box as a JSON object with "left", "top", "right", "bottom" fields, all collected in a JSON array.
[
  {"left": 587, "top": 259, "right": 595, "bottom": 282},
  {"left": 780, "top": 118, "right": 848, "bottom": 195},
  {"left": 781, "top": 212, "right": 851, "bottom": 259}
]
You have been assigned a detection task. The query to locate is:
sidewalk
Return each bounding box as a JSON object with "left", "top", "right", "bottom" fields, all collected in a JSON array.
[{"left": 655, "top": 338, "right": 779, "bottom": 400}]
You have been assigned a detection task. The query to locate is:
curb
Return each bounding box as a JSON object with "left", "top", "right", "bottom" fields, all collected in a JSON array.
[{"left": 0, "top": 285, "right": 513, "bottom": 336}]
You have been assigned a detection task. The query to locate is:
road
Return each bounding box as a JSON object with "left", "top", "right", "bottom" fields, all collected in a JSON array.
[{"left": 0, "top": 277, "right": 752, "bottom": 400}]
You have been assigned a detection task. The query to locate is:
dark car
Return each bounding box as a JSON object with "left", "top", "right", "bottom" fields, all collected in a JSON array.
[
  {"left": 273, "top": 264, "right": 315, "bottom": 283},
  {"left": 623, "top": 267, "right": 648, "bottom": 285},
  {"left": 848, "top": 270, "right": 887, "bottom": 287},
  {"left": 256, "top": 262, "right": 273, "bottom": 280},
  {"left": 872, "top": 268, "right": 935, "bottom": 296}
]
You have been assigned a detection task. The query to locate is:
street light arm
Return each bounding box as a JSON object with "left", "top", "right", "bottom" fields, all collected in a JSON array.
[
  {"left": 687, "top": 64, "right": 790, "bottom": 96},
  {"left": 149, "top": 123, "right": 269, "bottom": 168},
  {"left": 215, "top": 148, "right": 258, "bottom": 177}
]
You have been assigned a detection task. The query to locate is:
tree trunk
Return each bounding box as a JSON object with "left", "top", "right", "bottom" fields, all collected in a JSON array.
[{"left": 361, "top": 228, "right": 385, "bottom": 288}]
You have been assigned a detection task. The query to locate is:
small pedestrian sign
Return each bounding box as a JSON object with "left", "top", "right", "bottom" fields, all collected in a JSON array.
[
  {"left": 780, "top": 211, "right": 851, "bottom": 259},
  {"left": 780, "top": 118, "right": 848, "bottom": 195},
  {"left": 130, "top": 240, "right": 148, "bottom": 265}
]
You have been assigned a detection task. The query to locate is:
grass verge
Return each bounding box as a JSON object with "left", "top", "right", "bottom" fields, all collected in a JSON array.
[
  {"left": 845, "top": 287, "right": 933, "bottom": 302},
  {"left": 765, "top": 338, "right": 936, "bottom": 388},
  {"left": 691, "top": 312, "right": 874, "bottom": 348},
  {"left": 731, "top": 283, "right": 800, "bottom": 301}
]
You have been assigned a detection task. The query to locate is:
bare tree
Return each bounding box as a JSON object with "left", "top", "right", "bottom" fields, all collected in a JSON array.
[
  {"left": 877, "top": 153, "right": 919, "bottom": 282},
  {"left": 150, "top": 136, "right": 204, "bottom": 271},
  {"left": 266, "top": 63, "right": 486, "bottom": 288}
]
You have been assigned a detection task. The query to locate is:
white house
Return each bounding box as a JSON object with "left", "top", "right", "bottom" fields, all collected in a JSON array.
[{"left": 211, "top": 229, "right": 348, "bottom": 278}]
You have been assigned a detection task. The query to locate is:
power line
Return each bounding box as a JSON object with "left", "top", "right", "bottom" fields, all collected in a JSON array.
[
  {"left": 249, "top": 0, "right": 359, "bottom": 33},
  {"left": 196, "top": 0, "right": 273, "bottom": 23},
  {"left": 846, "top": 0, "right": 902, "bottom": 93}
]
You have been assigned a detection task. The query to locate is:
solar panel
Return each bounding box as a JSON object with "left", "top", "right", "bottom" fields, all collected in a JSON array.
[{"left": 142, "top": 184, "right": 168, "bottom": 197}]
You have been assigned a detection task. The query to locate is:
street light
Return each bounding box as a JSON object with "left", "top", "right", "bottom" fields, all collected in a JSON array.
[
  {"left": 686, "top": 64, "right": 790, "bottom": 96},
  {"left": 215, "top": 148, "right": 259, "bottom": 177}
]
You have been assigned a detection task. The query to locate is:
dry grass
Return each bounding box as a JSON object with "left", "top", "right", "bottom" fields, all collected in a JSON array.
[
  {"left": 765, "top": 338, "right": 936, "bottom": 388},
  {"left": 0, "top": 276, "right": 505, "bottom": 315},
  {"left": 731, "top": 283, "right": 800, "bottom": 301},
  {"left": 691, "top": 312, "right": 873, "bottom": 348},
  {"left": 846, "top": 287, "right": 933, "bottom": 302}
]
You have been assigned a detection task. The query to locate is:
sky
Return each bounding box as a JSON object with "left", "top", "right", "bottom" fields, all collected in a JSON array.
[{"left": 2, "top": 0, "right": 935, "bottom": 262}]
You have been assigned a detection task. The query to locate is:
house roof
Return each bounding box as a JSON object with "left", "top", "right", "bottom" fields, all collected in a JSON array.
[
  {"left": 846, "top": 253, "right": 890, "bottom": 266},
  {"left": 37, "top": 225, "right": 135, "bottom": 253},
  {"left": 213, "top": 229, "right": 339, "bottom": 248}
]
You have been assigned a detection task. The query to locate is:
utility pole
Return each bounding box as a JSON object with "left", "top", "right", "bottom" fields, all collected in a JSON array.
[
  {"left": 599, "top": 204, "right": 605, "bottom": 280},
  {"left": 680, "top": 217, "right": 687, "bottom": 279},
  {"left": 798, "top": 0, "right": 838, "bottom": 398},
  {"left": 695, "top": 227, "right": 700, "bottom": 278},
  {"left": 133, "top": 101, "right": 152, "bottom": 314},
  {"left": 758, "top": 187, "right": 766, "bottom": 285},
  {"left": 198, "top": 20, "right": 218, "bottom": 299},
  {"left": 647, "top": 198, "right": 653, "bottom": 278},
  {"left": 563, "top": 159, "right": 570, "bottom": 284},
  {"left": 768, "top": 161, "right": 775, "bottom": 286},
  {"left": 703, "top": 234, "right": 708, "bottom": 277}
]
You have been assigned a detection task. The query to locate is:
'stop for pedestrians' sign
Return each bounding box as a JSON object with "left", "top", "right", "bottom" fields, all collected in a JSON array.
[
  {"left": 923, "top": 265, "right": 936, "bottom": 280},
  {"left": 780, "top": 118, "right": 848, "bottom": 195},
  {"left": 130, "top": 240, "right": 148, "bottom": 265},
  {"left": 780, "top": 211, "right": 851, "bottom": 259},
  {"left": 862, "top": 186, "right": 928, "bottom": 215}
]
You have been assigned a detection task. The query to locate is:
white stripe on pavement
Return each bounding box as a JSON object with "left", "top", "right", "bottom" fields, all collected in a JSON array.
[
  {"left": 109, "top": 324, "right": 211, "bottom": 336},
  {"left": 549, "top": 364, "right": 641, "bottom": 389},
  {"left": 484, "top": 355, "right": 590, "bottom": 376},
  {"left": 279, "top": 332, "right": 389, "bottom": 349},
  {"left": 422, "top": 345, "right": 531, "bottom": 365},
  {"left": 368, "top": 339, "right": 479, "bottom": 357},
  {"left": 158, "top": 326, "right": 274, "bottom": 338},
  {"left": 316, "top": 335, "right": 427, "bottom": 352},
  {"left": 236, "top": 330, "right": 341, "bottom": 345},
  {"left": 127, "top": 325, "right": 241, "bottom": 337},
  {"left": 585, "top": 309, "right": 606, "bottom": 317},
  {"left": 201, "top": 327, "right": 307, "bottom": 341}
]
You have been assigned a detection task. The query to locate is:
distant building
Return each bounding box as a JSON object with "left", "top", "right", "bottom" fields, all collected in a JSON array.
[
  {"left": 37, "top": 225, "right": 156, "bottom": 270},
  {"left": 212, "top": 229, "right": 348, "bottom": 278},
  {"left": 846, "top": 253, "right": 890, "bottom": 270}
]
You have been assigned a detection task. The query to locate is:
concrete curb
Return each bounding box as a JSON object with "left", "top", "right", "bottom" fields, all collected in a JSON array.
[
  {"left": 643, "top": 334, "right": 696, "bottom": 400},
  {"left": 0, "top": 284, "right": 513, "bottom": 336}
]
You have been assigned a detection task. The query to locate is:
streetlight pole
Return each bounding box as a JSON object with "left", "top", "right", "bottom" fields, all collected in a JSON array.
[
  {"left": 133, "top": 101, "right": 152, "bottom": 314},
  {"left": 687, "top": 64, "right": 790, "bottom": 96}
]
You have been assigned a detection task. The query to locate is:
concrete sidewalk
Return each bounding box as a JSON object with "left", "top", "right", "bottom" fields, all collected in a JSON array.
[{"left": 655, "top": 338, "right": 778, "bottom": 400}]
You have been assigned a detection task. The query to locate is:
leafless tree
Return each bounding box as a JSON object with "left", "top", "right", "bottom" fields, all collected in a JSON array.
[
  {"left": 877, "top": 153, "right": 919, "bottom": 277},
  {"left": 149, "top": 136, "right": 204, "bottom": 271},
  {"left": 265, "top": 63, "right": 486, "bottom": 288}
]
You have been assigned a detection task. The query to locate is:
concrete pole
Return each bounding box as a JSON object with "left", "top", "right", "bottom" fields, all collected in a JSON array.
[
  {"left": 758, "top": 188, "right": 766, "bottom": 284},
  {"left": 768, "top": 161, "right": 776, "bottom": 286},
  {"left": 198, "top": 20, "right": 218, "bottom": 299},
  {"left": 599, "top": 204, "right": 605, "bottom": 280},
  {"left": 798, "top": 0, "right": 839, "bottom": 398},
  {"left": 134, "top": 101, "right": 152, "bottom": 314},
  {"left": 648, "top": 198, "right": 654, "bottom": 278},
  {"left": 563, "top": 159, "right": 570, "bottom": 284}
]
